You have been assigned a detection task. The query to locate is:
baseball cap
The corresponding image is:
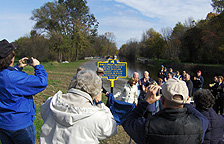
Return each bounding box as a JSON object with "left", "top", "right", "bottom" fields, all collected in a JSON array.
[
  {"left": 162, "top": 78, "right": 189, "bottom": 104},
  {"left": 96, "top": 67, "right": 104, "bottom": 73},
  {"left": 0, "top": 39, "right": 17, "bottom": 59}
]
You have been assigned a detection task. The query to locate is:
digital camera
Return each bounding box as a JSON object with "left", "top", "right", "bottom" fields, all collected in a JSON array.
[
  {"left": 25, "top": 59, "right": 33, "bottom": 65},
  {"left": 157, "top": 87, "right": 162, "bottom": 96},
  {"left": 149, "top": 81, "right": 162, "bottom": 96}
]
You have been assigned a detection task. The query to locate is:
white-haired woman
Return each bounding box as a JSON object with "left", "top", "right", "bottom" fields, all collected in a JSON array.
[
  {"left": 114, "top": 77, "right": 138, "bottom": 105},
  {"left": 40, "top": 70, "right": 117, "bottom": 144}
]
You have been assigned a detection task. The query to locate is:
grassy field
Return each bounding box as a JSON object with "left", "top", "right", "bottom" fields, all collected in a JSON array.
[{"left": 21, "top": 60, "right": 133, "bottom": 144}]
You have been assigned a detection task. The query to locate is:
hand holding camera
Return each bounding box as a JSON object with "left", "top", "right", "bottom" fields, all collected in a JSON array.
[
  {"left": 24, "top": 59, "right": 33, "bottom": 65},
  {"left": 145, "top": 85, "right": 161, "bottom": 104},
  {"left": 18, "top": 57, "right": 40, "bottom": 68}
]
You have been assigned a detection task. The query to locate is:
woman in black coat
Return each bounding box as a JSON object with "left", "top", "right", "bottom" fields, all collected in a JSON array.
[{"left": 193, "top": 89, "right": 224, "bottom": 144}]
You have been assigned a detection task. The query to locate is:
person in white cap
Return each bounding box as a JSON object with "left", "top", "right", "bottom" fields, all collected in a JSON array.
[{"left": 122, "top": 78, "right": 209, "bottom": 144}]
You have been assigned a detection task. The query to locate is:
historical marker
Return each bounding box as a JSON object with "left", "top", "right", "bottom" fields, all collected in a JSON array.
[{"left": 98, "top": 59, "right": 127, "bottom": 93}]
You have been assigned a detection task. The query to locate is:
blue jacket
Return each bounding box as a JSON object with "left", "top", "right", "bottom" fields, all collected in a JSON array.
[
  {"left": 122, "top": 102, "right": 209, "bottom": 144},
  {"left": 140, "top": 77, "right": 154, "bottom": 89},
  {"left": 106, "top": 93, "right": 135, "bottom": 125},
  {"left": 0, "top": 65, "right": 48, "bottom": 130}
]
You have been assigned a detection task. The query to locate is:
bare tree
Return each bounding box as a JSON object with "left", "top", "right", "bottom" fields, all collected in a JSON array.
[{"left": 161, "top": 27, "right": 172, "bottom": 41}]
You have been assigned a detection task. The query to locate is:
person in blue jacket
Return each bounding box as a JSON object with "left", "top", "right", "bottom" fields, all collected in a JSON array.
[
  {"left": 122, "top": 78, "right": 209, "bottom": 144},
  {"left": 0, "top": 39, "right": 48, "bottom": 144}
]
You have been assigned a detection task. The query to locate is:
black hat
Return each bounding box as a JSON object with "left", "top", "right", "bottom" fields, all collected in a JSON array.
[{"left": 0, "top": 39, "right": 17, "bottom": 59}]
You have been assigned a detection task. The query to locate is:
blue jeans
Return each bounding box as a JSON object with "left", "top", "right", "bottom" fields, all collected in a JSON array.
[{"left": 0, "top": 124, "right": 36, "bottom": 144}]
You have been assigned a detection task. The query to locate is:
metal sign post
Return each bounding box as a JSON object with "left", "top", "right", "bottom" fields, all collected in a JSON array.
[{"left": 98, "top": 59, "right": 127, "bottom": 94}]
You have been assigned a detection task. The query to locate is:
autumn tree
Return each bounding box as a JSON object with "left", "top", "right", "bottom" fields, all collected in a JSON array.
[
  {"left": 118, "top": 44, "right": 128, "bottom": 58},
  {"left": 206, "top": 12, "right": 218, "bottom": 20},
  {"left": 211, "top": 0, "right": 224, "bottom": 13},
  {"left": 165, "top": 22, "right": 189, "bottom": 61},
  {"left": 31, "top": 0, "right": 98, "bottom": 62},
  {"left": 90, "top": 35, "right": 107, "bottom": 56},
  {"left": 182, "top": 27, "right": 203, "bottom": 63},
  {"left": 15, "top": 30, "right": 52, "bottom": 61},
  {"left": 141, "top": 28, "right": 165, "bottom": 59},
  {"left": 125, "top": 39, "right": 139, "bottom": 60},
  {"left": 118, "top": 10, "right": 224, "bottom": 64},
  {"left": 161, "top": 27, "right": 172, "bottom": 59},
  {"left": 104, "top": 32, "right": 117, "bottom": 56}
]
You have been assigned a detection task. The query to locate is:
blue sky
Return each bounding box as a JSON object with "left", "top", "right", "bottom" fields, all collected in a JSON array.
[{"left": 0, "top": 0, "right": 213, "bottom": 48}]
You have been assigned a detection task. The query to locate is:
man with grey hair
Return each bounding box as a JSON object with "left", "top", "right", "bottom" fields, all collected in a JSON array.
[
  {"left": 122, "top": 78, "right": 209, "bottom": 144},
  {"left": 40, "top": 70, "right": 117, "bottom": 144},
  {"left": 139, "top": 71, "right": 153, "bottom": 96}
]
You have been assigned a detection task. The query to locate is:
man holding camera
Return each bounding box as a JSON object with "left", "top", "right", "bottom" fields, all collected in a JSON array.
[
  {"left": 122, "top": 78, "right": 209, "bottom": 144},
  {"left": 0, "top": 39, "right": 48, "bottom": 144}
]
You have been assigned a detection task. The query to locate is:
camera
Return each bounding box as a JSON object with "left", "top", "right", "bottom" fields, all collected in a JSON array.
[
  {"left": 189, "top": 97, "right": 194, "bottom": 105},
  {"left": 25, "top": 59, "right": 33, "bottom": 65},
  {"left": 149, "top": 81, "right": 162, "bottom": 96},
  {"left": 157, "top": 88, "right": 162, "bottom": 96}
]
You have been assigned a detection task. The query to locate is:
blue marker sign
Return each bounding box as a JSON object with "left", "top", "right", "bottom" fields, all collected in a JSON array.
[
  {"left": 98, "top": 59, "right": 127, "bottom": 80},
  {"left": 98, "top": 59, "right": 127, "bottom": 88}
]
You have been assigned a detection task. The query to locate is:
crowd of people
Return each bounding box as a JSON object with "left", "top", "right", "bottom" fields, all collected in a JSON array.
[
  {"left": 113, "top": 64, "right": 224, "bottom": 143},
  {"left": 0, "top": 39, "right": 223, "bottom": 144},
  {"left": 157, "top": 65, "right": 224, "bottom": 116}
]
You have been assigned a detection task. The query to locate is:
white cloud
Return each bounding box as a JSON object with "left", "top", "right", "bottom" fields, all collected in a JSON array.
[
  {"left": 97, "top": 13, "right": 156, "bottom": 47},
  {"left": 114, "top": 0, "right": 213, "bottom": 27},
  {"left": 92, "top": 0, "right": 213, "bottom": 48}
]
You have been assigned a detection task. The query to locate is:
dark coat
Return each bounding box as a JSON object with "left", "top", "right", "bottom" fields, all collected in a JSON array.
[
  {"left": 216, "top": 83, "right": 224, "bottom": 99},
  {"left": 140, "top": 77, "right": 154, "bottom": 90},
  {"left": 199, "top": 108, "right": 224, "bottom": 144},
  {"left": 186, "top": 80, "right": 193, "bottom": 97},
  {"left": 122, "top": 103, "right": 209, "bottom": 144},
  {"left": 145, "top": 108, "right": 203, "bottom": 144},
  {"left": 193, "top": 75, "right": 204, "bottom": 88}
]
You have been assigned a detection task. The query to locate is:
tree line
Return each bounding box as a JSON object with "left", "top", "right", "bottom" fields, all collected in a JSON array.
[
  {"left": 15, "top": 0, "right": 117, "bottom": 62},
  {"left": 119, "top": 0, "right": 224, "bottom": 64}
]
